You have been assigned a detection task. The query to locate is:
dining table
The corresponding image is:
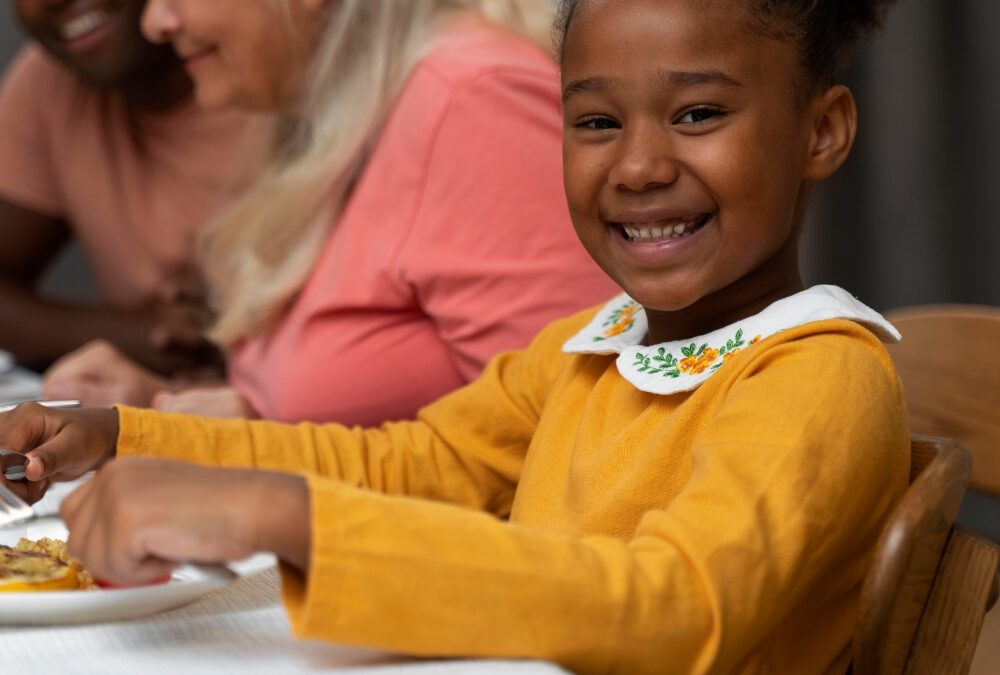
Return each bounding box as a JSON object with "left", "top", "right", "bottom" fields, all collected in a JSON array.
[{"left": 0, "top": 359, "right": 570, "bottom": 675}]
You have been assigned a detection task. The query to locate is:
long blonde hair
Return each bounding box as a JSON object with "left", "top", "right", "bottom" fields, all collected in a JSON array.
[{"left": 202, "top": 0, "right": 554, "bottom": 346}]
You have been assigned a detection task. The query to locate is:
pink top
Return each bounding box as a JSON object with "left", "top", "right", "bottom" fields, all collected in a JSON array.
[
  {"left": 228, "top": 23, "right": 617, "bottom": 426},
  {"left": 0, "top": 46, "right": 254, "bottom": 308}
]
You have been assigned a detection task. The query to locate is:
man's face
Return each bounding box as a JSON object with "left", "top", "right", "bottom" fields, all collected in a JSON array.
[{"left": 14, "top": 0, "right": 178, "bottom": 88}]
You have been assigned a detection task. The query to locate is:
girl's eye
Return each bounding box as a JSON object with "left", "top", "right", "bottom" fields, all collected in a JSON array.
[
  {"left": 677, "top": 107, "right": 725, "bottom": 125},
  {"left": 575, "top": 116, "right": 620, "bottom": 131}
]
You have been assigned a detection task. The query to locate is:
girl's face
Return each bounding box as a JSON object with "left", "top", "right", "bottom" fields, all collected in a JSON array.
[
  {"left": 562, "top": 0, "right": 842, "bottom": 319},
  {"left": 140, "top": 0, "right": 326, "bottom": 111},
  {"left": 15, "top": 0, "right": 177, "bottom": 87}
]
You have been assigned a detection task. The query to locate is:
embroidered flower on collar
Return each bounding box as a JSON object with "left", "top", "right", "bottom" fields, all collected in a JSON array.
[
  {"left": 594, "top": 299, "right": 641, "bottom": 341},
  {"left": 562, "top": 285, "right": 901, "bottom": 395},
  {"left": 633, "top": 329, "right": 762, "bottom": 379}
]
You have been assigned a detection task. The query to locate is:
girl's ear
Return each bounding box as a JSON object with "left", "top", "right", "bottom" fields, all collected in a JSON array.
[{"left": 803, "top": 85, "right": 858, "bottom": 181}]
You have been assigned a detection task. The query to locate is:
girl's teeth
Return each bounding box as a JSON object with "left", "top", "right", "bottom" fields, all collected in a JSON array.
[
  {"left": 60, "top": 10, "right": 108, "bottom": 41},
  {"left": 622, "top": 218, "right": 702, "bottom": 242}
]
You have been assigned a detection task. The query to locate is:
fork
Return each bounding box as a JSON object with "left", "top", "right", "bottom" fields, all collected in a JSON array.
[{"left": 0, "top": 480, "right": 34, "bottom": 528}]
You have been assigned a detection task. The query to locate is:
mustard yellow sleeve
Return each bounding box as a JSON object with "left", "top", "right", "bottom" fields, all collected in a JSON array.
[
  {"left": 115, "top": 315, "right": 576, "bottom": 513},
  {"left": 278, "top": 331, "right": 909, "bottom": 675}
]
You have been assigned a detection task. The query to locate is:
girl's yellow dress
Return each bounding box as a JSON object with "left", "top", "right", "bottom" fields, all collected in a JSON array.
[{"left": 116, "top": 286, "right": 909, "bottom": 675}]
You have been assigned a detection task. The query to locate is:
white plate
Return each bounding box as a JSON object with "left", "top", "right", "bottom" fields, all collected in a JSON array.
[
  {"left": 0, "top": 517, "right": 231, "bottom": 625},
  {"left": 0, "top": 565, "right": 229, "bottom": 625}
]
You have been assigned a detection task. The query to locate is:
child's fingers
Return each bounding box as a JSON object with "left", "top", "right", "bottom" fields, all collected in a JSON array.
[{"left": 0, "top": 404, "right": 51, "bottom": 456}]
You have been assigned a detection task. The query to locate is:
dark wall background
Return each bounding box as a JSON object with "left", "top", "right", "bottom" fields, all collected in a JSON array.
[
  {"left": 0, "top": 6, "right": 22, "bottom": 64},
  {"left": 803, "top": 0, "right": 1000, "bottom": 310}
]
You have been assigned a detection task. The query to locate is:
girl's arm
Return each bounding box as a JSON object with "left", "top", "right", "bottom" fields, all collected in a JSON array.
[{"left": 112, "top": 315, "right": 576, "bottom": 514}]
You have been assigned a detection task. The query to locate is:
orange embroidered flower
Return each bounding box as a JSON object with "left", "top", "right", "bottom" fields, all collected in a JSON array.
[
  {"left": 723, "top": 348, "right": 742, "bottom": 362},
  {"left": 678, "top": 348, "right": 719, "bottom": 375},
  {"left": 751, "top": 335, "right": 761, "bottom": 344},
  {"left": 678, "top": 356, "right": 699, "bottom": 373},
  {"left": 604, "top": 322, "right": 629, "bottom": 337}
]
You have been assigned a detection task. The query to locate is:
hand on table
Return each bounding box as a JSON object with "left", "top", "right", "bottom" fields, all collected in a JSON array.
[
  {"left": 60, "top": 458, "right": 310, "bottom": 586},
  {"left": 144, "top": 279, "right": 222, "bottom": 366},
  {"left": 153, "top": 386, "right": 259, "bottom": 419},
  {"left": 0, "top": 403, "right": 119, "bottom": 503},
  {"left": 43, "top": 339, "right": 172, "bottom": 407}
]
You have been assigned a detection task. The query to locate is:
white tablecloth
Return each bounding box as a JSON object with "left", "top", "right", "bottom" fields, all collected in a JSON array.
[
  {"left": 0, "top": 368, "right": 568, "bottom": 675},
  {"left": 0, "top": 562, "right": 568, "bottom": 674},
  {"left": 0, "top": 360, "right": 43, "bottom": 402}
]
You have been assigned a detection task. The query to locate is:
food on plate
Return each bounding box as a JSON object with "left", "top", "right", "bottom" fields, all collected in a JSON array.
[{"left": 0, "top": 538, "right": 97, "bottom": 592}]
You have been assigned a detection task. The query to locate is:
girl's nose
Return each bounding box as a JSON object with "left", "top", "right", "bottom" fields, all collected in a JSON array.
[
  {"left": 608, "top": 127, "right": 681, "bottom": 193},
  {"left": 140, "top": 0, "right": 181, "bottom": 44}
]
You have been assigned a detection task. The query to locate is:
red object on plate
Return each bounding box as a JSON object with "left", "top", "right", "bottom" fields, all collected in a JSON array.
[{"left": 95, "top": 576, "right": 171, "bottom": 589}]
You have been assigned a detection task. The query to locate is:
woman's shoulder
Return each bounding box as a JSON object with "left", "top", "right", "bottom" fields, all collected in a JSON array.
[{"left": 417, "top": 19, "right": 558, "bottom": 92}]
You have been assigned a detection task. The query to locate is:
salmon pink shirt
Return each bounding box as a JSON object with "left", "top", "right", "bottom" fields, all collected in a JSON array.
[
  {"left": 228, "top": 23, "right": 617, "bottom": 426},
  {"left": 0, "top": 46, "right": 253, "bottom": 308}
]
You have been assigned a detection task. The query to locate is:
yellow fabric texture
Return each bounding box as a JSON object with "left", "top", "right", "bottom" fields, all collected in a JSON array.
[{"left": 116, "top": 310, "right": 909, "bottom": 675}]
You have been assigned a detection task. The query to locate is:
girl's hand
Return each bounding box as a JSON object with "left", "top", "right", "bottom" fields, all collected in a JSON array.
[
  {"left": 0, "top": 404, "right": 119, "bottom": 503},
  {"left": 60, "top": 458, "right": 310, "bottom": 586},
  {"left": 43, "top": 339, "right": 172, "bottom": 408},
  {"left": 153, "top": 387, "right": 258, "bottom": 419}
]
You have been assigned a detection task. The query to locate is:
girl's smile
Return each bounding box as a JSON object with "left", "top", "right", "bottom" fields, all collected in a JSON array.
[
  {"left": 560, "top": 0, "right": 856, "bottom": 342},
  {"left": 607, "top": 210, "right": 714, "bottom": 266}
]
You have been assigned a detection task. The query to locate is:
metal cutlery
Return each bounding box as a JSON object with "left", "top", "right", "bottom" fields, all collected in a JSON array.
[{"left": 0, "top": 480, "right": 34, "bottom": 528}]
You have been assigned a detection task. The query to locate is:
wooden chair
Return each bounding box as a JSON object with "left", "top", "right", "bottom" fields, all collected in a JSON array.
[
  {"left": 852, "top": 435, "right": 1000, "bottom": 675},
  {"left": 884, "top": 305, "right": 1000, "bottom": 495}
]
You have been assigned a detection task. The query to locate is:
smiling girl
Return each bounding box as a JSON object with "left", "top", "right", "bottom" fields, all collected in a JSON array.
[{"left": 1, "top": 1, "right": 907, "bottom": 672}]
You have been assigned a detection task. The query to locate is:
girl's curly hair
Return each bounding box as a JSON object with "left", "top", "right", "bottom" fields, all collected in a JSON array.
[{"left": 554, "top": 0, "right": 899, "bottom": 88}]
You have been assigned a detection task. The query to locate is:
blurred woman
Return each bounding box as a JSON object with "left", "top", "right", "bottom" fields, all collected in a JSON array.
[
  {"left": 0, "top": 0, "right": 255, "bottom": 373},
  {"left": 44, "top": 0, "right": 616, "bottom": 425}
]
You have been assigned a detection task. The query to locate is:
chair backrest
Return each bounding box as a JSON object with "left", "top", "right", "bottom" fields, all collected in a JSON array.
[
  {"left": 852, "top": 435, "right": 1000, "bottom": 675},
  {"left": 884, "top": 305, "right": 1000, "bottom": 496}
]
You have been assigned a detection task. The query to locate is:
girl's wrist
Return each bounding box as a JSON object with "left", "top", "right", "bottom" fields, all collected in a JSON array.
[
  {"left": 248, "top": 472, "right": 311, "bottom": 571},
  {"left": 76, "top": 407, "right": 121, "bottom": 465}
]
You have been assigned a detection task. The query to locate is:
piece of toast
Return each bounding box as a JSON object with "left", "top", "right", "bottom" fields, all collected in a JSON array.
[{"left": 0, "top": 538, "right": 96, "bottom": 592}]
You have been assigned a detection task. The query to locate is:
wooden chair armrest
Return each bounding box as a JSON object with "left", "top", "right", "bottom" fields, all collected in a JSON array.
[{"left": 904, "top": 528, "right": 1000, "bottom": 675}]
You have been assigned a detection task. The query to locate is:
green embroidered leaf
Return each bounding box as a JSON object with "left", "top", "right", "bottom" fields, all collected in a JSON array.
[
  {"left": 657, "top": 347, "right": 666, "bottom": 357},
  {"left": 735, "top": 328, "right": 743, "bottom": 341},
  {"left": 681, "top": 345, "right": 693, "bottom": 357}
]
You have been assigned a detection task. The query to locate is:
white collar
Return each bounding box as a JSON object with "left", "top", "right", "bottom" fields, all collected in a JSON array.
[{"left": 562, "top": 285, "right": 900, "bottom": 395}]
